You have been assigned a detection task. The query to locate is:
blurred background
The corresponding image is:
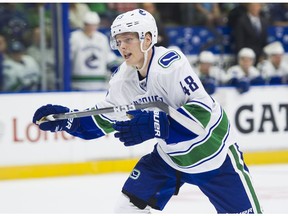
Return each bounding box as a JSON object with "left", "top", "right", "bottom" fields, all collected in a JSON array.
[
  {"left": 0, "top": 2, "right": 287, "bottom": 213},
  {"left": 0, "top": 2, "right": 288, "bottom": 92}
]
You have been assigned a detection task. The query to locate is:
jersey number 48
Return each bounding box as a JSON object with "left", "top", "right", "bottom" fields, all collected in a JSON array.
[{"left": 180, "top": 76, "right": 199, "bottom": 96}]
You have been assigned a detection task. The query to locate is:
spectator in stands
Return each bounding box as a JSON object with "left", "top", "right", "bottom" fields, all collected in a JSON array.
[
  {"left": 88, "top": 3, "right": 107, "bottom": 18},
  {"left": 107, "top": 2, "right": 138, "bottom": 17},
  {"left": 227, "top": 3, "right": 247, "bottom": 59},
  {"left": 27, "top": 26, "right": 56, "bottom": 90},
  {"left": 70, "top": 11, "right": 120, "bottom": 91},
  {"left": 193, "top": 51, "right": 227, "bottom": 95},
  {"left": 69, "top": 3, "right": 91, "bottom": 29},
  {"left": 227, "top": 3, "right": 248, "bottom": 27},
  {"left": 226, "top": 48, "right": 265, "bottom": 94},
  {"left": 140, "top": 3, "right": 169, "bottom": 47},
  {"left": 157, "top": 3, "right": 182, "bottom": 26},
  {"left": 0, "top": 34, "right": 8, "bottom": 91},
  {"left": 2, "top": 41, "right": 41, "bottom": 92},
  {"left": 258, "top": 41, "right": 288, "bottom": 85},
  {"left": 269, "top": 3, "right": 288, "bottom": 26},
  {"left": 192, "top": 3, "right": 222, "bottom": 26},
  {"left": 186, "top": 4, "right": 225, "bottom": 54},
  {"left": 87, "top": 3, "right": 111, "bottom": 27},
  {"left": 0, "top": 3, "right": 30, "bottom": 44},
  {"left": 233, "top": 3, "right": 269, "bottom": 65}
]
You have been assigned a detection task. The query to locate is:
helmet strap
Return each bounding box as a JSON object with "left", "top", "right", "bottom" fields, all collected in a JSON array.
[{"left": 138, "top": 40, "right": 153, "bottom": 72}]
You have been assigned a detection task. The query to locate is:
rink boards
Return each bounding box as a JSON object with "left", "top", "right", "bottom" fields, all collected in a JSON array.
[{"left": 0, "top": 85, "right": 287, "bottom": 180}]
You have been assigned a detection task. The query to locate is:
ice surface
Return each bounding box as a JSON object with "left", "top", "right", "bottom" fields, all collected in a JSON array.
[{"left": 0, "top": 164, "right": 287, "bottom": 214}]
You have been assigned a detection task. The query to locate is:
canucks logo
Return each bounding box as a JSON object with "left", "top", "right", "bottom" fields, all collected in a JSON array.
[
  {"left": 158, "top": 51, "right": 180, "bottom": 68},
  {"left": 129, "top": 169, "right": 141, "bottom": 180},
  {"left": 85, "top": 53, "right": 98, "bottom": 69},
  {"left": 139, "top": 9, "right": 146, "bottom": 15}
]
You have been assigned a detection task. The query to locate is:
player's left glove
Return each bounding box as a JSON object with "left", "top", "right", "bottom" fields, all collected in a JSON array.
[
  {"left": 113, "top": 110, "right": 169, "bottom": 146},
  {"left": 32, "top": 104, "right": 80, "bottom": 133}
]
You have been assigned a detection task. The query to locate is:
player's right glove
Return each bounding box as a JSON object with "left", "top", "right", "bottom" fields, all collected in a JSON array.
[
  {"left": 113, "top": 110, "right": 169, "bottom": 146},
  {"left": 32, "top": 104, "right": 80, "bottom": 133}
]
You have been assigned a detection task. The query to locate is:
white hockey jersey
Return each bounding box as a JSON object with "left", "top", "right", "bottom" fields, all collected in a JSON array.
[
  {"left": 3, "top": 55, "right": 40, "bottom": 92},
  {"left": 88, "top": 46, "right": 237, "bottom": 174},
  {"left": 194, "top": 65, "right": 229, "bottom": 84},
  {"left": 258, "top": 60, "right": 288, "bottom": 83},
  {"left": 70, "top": 30, "right": 118, "bottom": 90},
  {"left": 226, "top": 65, "right": 261, "bottom": 81}
]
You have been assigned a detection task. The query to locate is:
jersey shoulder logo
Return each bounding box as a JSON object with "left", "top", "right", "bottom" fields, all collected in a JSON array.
[{"left": 158, "top": 51, "right": 181, "bottom": 68}]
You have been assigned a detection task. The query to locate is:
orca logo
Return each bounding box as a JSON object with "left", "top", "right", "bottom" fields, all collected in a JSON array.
[
  {"left": 85, "top": 53, "right": 98, "bottom": 69},
  {"left": 130, "top": 169, "right": 141, "bottom": 180}
]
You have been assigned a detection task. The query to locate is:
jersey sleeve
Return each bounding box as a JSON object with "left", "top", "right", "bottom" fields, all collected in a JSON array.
[
  {"left": 67, "top": 73, "right": 129, "bottom": 140},
  {"left": 66, "top": 104, "right": 119, "bottom": 140},
  {"left": 156, "top": 51, "right": 214, "bottom": 143},
  {"left": 69, "top": 31, "right": 79, "bottom": 61}
]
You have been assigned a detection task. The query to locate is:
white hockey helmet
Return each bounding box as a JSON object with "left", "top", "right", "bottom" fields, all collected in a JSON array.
[
  {"left": 199, "top": 51, "right": 215, "bottom": 63},
  {"left": 83, "top": 11, "right": 100, "bottom": 25},
  {"left": 264, "top": 41, "right": 284, "bottom": 56},
  {"left": 110, "top": 9, "right": 158, "bottom": 50},
  {"left": 238, "top": 48, "right": 255, "bottom": 59}
]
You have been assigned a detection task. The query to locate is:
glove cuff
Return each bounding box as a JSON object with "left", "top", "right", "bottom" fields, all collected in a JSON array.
[
  {"left": 153, "top": 111, "right": 169, "bottom": 139},
  {"left": 63, "top": 109, "right": 80, "bottom": 133}
]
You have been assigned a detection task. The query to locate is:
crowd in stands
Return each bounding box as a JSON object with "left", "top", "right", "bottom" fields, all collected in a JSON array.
[
  {"left": 0, "top": 3, "right": 287, "bottom": 94},
  {"left": 196, "top": 41, "right": 288, "bottom": 95}
]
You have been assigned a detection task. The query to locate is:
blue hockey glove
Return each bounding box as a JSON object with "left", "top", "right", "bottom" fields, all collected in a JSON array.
[
  {"left": 202, "top": 77, "right": 216, "bottom": 95},
  {"left": 32, "top": 104, "right": 80, "bottom": 132},
  {"left": 250, "top": 76, "right": 265, "bottom": 85},
  {"left": 236, "top": 78, "right": 250, "bottom": 94},
  {"left": 269, "top": 76, "right": 282, "bottom": 85},
  {"left": 113, "top": 110, "right": 169, "bottom": 146}
]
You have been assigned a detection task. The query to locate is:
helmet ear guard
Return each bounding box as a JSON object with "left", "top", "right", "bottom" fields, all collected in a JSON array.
[{"left": 110, "top": 9, "right": 158, "bottom": 50}]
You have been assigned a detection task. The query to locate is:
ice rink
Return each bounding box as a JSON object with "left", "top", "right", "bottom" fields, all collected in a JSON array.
[{"left": 0, "top": 164, "right": 287, "bottom": 214}]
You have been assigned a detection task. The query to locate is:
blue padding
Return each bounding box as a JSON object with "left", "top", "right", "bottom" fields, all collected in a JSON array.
[
  {"left": 165, "top": 107, "right": 198, "bottom": 144},
  {"left": 69, "top": 116, "right": 105, "bottom": 140}
]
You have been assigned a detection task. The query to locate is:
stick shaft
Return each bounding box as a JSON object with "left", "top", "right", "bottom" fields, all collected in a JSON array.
[{"left": 38, "top": 101, "right": 205, "bottom": 135}]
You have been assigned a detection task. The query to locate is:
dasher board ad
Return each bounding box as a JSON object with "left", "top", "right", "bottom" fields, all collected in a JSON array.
[{"left": 0, "top": 86, "right": 287, "bottom": 166}]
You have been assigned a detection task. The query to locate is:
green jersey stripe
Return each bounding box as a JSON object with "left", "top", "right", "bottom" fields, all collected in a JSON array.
[
  {"left": 229, "top": 145, "right": 263, "bottom": 213},
  {"left": 93, "top": 115, "right": 114, "bottom": 134},
  {"left": 72, "top": 75, "right": 108, "bottom": 81},
  {"left": 170, "top": 110, "right": 229, "bottom": 167},
  {"left": 183, "top": 103, "right": 211, "bottom": 128}
]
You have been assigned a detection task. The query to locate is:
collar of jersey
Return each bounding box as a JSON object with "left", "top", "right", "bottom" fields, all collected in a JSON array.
[{"left": 145, "top": 46, "right": 155, "bottom": 88}]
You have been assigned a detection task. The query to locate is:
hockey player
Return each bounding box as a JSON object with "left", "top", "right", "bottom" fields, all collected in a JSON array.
[
  {"left": 3, "top": 41, "right": 40, "bottom": 92},
  {"left": 33, "top": 9, "right": 263, "bottom": 213},
  {"left": 226, "top": 48, "right": 265, "bottom": 93},
  {"left": 70, "top": 11, "right": 119, "bottom": 91},
  {"left": 193, "top": 51, "right": 227, "bottom": 95},
  {"left": 258, "top": 41, "right": 288, "bottom": 85}
]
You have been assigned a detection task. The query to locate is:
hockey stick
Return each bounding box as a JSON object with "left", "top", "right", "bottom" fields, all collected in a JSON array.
[{"left": 36, "top": 101, "right": 205, "bottom": 135}]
